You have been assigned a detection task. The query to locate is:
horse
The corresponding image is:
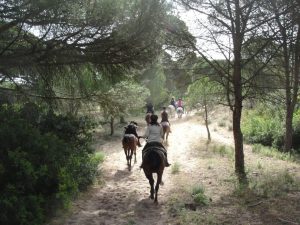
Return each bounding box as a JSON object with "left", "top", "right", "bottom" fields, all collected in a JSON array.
[
  {"left": 141, "top": 144, "right": 166, "bottom": 203},
  {"left": 167, "top": 105, "right": 176, "bottom": 118},
  {"left": 161, "top": 121, "right": 170, "bottom": 142},
  {"left": 145, "top": 112, "right": 152, "bottom": 125},
  {"left": 122, "top": 123, "right": 139, "bottom": 169},
  {"left": 177, "top": 107, "right": 184, "bottom": 119}
]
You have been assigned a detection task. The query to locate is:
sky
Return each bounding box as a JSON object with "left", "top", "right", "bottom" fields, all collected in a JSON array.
[{"left": 176, "top": 4, "right": 229, "bottom": 60}]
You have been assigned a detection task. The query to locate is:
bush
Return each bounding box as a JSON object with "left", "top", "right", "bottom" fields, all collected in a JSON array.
[
  {"left": 242, "top": 107, "right": 300, "bottom": 152},
  {"left": 242, "top": 108, "right": 284, "bottom": 148},
  {"left": 0, "top": 105, "right": 101, "bottom": 225},
  {"left": 191, "top": 185, "right": 209, "bottom": 205}
]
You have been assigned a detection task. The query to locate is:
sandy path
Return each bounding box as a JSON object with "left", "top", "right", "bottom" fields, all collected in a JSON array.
[{"left": 61, "top": 115, "right": 211, "bottom": 225}]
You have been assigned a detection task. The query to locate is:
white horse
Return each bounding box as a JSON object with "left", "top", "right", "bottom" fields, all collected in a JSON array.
[
  {"left": 167, "top": 105, "right": 176, "bottom": 118},
  {"left": 177, "top": 107, "right": 184, "bottom": 119}
]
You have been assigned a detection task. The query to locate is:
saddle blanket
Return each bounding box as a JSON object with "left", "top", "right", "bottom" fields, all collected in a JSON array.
[
  {"left": 161, "top": 121, "right": 169, "bottom": 126},
  {"left": 123, "top": 134, "right": 136, "bottom": 138},
  {"left": 142, "top": 146, "right": 167, "bottom": 160}
]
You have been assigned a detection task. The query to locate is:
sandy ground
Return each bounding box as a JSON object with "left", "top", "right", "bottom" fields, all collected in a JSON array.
[{"left": 51, "top": 110, "right": 300, "bottom": 225}]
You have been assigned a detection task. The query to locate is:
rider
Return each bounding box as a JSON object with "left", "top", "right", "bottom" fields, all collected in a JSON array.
[
  {"left": 124, "top": 121, "right": 142, "bottom": 147},
  {"left": 140, "top": 114, "right": 171, "bottom": 167},
  {"left": 161, "top": 106, "right": 171, "bottom": 133},
  {"left": 170, "top": 97, "right": 176, "bottom": 109},
  {"left": 146, "top": 101, "right": 154, "bottom": 114},
  {"left": 177, "top": 98, "right": 184, "bottom": 112}
]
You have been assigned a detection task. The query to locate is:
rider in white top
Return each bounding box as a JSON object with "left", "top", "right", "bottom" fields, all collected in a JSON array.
[
  {"left": 144, "top": 124, "right": 163, "bottom": 143},
  {"left": 140, "top": 114, "right": 170, "bottom": 167}
]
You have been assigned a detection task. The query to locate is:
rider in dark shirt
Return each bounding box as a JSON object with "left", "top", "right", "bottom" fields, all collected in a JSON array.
[
  {"left": 124, "top": 121, "right": 142, "bottom": 147},
  {"left": 170, "top": 97, "right": 176, "bottom": 109},
  {"left": 146, "top": 102, "right": 154, "bottom": 114}
]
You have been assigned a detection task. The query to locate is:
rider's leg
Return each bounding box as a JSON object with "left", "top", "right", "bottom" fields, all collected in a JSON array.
[{"left": 158, "top": 143, "right": 171, "bottom": 167}]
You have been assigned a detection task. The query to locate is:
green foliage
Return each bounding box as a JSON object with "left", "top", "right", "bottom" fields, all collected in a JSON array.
[
  {"left": 250, "top": 170, "right": 299, "bottom": 198},
  {"left": 242, "top": 107, "right": 300, "bottom": 152},
  {"left": 141, "top": 64, "right": 168, "bottom": 107},
  {"left": 191, "top": 185, "right": 209, "bottom": 205},
  {"left": 212, "top": 144, "right": 234, "bottom": 159},
  {"left": 171, "top": 162, "right": 180, "bottom": 174},
  {"left": 252, "top": 144, "right": 297, "bottom": 162},
  {"left": 101, "top": 80, "right": 150, "bottom": 119},
  {"left": 0, "top": 105, "right": 101, "bottom": 225},
  {"left": 235, "top": 170, "right": 300, "bottom": 199},
  {"left": 242, "top": 107, "right": 284, "bottom": 148},
  {"left": 186, "top": 77, "right": 222, "bottom": 110}
]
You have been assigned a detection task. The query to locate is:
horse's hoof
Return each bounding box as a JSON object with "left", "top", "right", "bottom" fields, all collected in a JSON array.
[{"left": 150, "top": 195, "right": 154, "bottom": 199}]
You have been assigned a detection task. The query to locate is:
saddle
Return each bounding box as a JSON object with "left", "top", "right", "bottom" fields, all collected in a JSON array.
[{"left": 142, "top": 142, "right": 167, "bottom": 160}]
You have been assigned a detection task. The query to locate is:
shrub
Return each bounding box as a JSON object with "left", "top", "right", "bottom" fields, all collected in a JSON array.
[
  {"left": 242, "top": 108, "right": 283, "bottom": 148},
  {"left": 171, "top": 162, "right": 180, "bottom": 174},
  {"left": 0, "top": 105, "right": 101, "bottom": 225},
  {"left": 191, "top": 185, "right": 209, "bottom": 205}
]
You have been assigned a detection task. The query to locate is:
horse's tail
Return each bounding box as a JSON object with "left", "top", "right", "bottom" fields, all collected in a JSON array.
[
  {"left": 142, "top": 150, "right": 163, "bottom": 170},
  {"left": 122, "top": 136, "right": 130, "bottom": 147}
]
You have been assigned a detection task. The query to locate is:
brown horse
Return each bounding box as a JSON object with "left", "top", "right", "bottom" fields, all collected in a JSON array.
[
  {"left": 145, "top": 113, "right": 152, "bottom": 125},
  {"left": 161, "top": 122, "right": 170, "bottom": 142},
  {"left": 122, "top": 134, "right": 138, "bottom": 169},
  {"left": 141, "top": 146, "right": 166, "bottom": 203}
]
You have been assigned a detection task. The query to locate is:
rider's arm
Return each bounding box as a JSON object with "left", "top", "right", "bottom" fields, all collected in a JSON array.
[{"left": 140, "top": 126, "right": 150, "bottom": 139}]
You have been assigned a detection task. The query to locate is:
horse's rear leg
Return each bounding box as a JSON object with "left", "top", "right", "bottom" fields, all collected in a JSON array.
[
  {"left": 129, "top": 148, "right": 134, "bottom": 167},
  {"left": 124, "top": 148, "right": 129, "bottom": 164},
  {"left": 154, "top": 171, "right": 164, "bottom": 203},
  {"left": 134, "top": 149, "right": 137, "bottom": 163},
  {"left": 146, "top": 173, "right": 155, "bottom": 199}
]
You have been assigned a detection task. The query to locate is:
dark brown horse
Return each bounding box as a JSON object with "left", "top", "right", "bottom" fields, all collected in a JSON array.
[
  {"left": 122, "top": 134, "right": 138, "bottom": 169},
  {"left": 141, "top": 145, "right": 166, "bottom": 203},
  {"left": 161, "top": 122, "right": 170, "bottom": 142}
]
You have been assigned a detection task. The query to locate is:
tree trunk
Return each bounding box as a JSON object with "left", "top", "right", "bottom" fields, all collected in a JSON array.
[
  {"left": 120, "top": 116, "right": 126, "bottom": 124},
  {"left": 110, "top": 116, "right": 114, "bottom": 136},
  {"left": 284, "top": 20, "right": 300, "bottom": 152},
  {"left": 233, "top": 105, "right": 245, "bottom": 180},
  {"left": 284, "top": 104, "right": 293, "bottom": 152},
  {"left": 204, "top": 102, "right": 211, "bottom": 142},
  {"left": 232, "top": 3, "right": 246, "bottom": 180}
]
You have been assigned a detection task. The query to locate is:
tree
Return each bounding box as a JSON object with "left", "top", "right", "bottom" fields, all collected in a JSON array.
[
  {"left": 178, "top": 0, "right": 274, "bottom": 180},
  {"left": 0, "top": 0, "right": 168, "bottom": 99},
  {"left": 186, "top": 77, "right": 222, "bottom": 141},
  {"left": 263, "top": 0, "right": 300, "bottom": 152},
  {"left": 100, "top": 80, "right": 150, "bottom": 135},
  {"left": 140, "top": 63, "right": 169, "bottom": 108}
]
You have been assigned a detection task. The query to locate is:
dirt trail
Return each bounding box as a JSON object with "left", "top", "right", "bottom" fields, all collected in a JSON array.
[
  {"left": 55, "top": 113, "right": 300, "bottom": 225},
  {"left": 58, "top": 115, "right": 210, "bottom": 225}
]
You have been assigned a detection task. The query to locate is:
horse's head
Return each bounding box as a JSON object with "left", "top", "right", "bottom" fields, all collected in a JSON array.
[
  {"left": 124, "top": 123, "right": 138, "bottom": 133},
  {"left": 129, "top": 121, "right": 138, "bottom": 127}
]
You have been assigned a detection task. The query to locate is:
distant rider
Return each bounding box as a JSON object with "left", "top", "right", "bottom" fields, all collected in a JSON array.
[
  {"left": 177, "top": 98, "right": 184, "bottom": 112},
  {"left": 161, "top": 107, "right": 171, "bottom": 133},
  {"left": 146, "top": 102, "right": 154, "bottom": 114},
  {"left": 170, "top": 97, "right": 176, "bottom": 109}
]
